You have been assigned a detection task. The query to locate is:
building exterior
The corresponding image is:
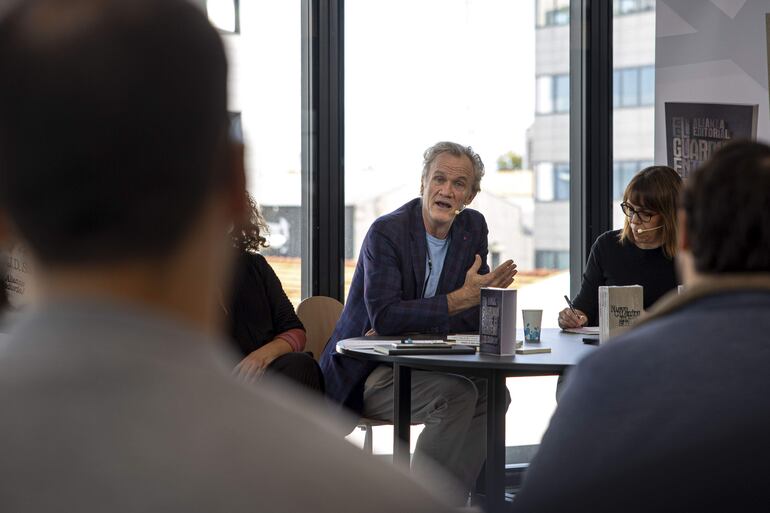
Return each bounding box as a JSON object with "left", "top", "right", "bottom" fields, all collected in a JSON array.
[{"left": 530, "top": 0, "right": 656, "bottom": 269}]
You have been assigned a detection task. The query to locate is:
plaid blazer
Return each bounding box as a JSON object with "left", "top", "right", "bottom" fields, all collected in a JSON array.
[{"left": 320, "top": 198, "right": 490, "bottom": 414}]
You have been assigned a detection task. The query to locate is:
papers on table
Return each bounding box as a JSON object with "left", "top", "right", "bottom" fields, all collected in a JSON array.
[
  {"left": 561, "top": 326, "right": 600, "bottom": 335},
  {"left": 338, "top": 339, "right": 448, "bottom": 351},
  {"left": 447, "top": 334, "right": 480, "bottom": 346},
  {"left": 337, "top": 339, "right": 378, "bottom": 351}
]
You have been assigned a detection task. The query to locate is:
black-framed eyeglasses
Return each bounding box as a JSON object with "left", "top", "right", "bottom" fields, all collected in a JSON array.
[{"left": 620, "top": 202, "right": 655, "bottom": 223}]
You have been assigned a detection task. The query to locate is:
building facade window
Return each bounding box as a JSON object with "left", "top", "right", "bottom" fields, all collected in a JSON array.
[
  {"left": 536, "top": 76, "right": 553, "bottom": 114},
  {"left": 613, "top": 66, "right": 654, "bottom": 108},
  {"left": 535, "top": 250, "right": 569, "bottom": 270},
  {"left": 614, "top": 0, "right": 654, "bottom": 16},
  {"left": 554, "top": 75, "right": 570, "bottom": 114},
  {"left": 536, "top": 74, "right": 569, "bottom": 115},
  {"left": 554, "top": 163, "right": 570, "bottom": 201},
  {"left": 536, "top": 0, "right": 570, "bottom": 27},
  {"left": 535, "top": 162, "right": 569, "bottom": 202},
  {"left": 613, "top": 160, "right": 654, "bottom": 200},
  {"left": 639, "top": 66, "right": 655, "bottom": 105}
]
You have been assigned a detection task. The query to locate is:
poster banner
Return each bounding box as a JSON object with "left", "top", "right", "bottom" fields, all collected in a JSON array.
[
  {"left": 665, "top": 102, "right": 758, "bottom": 178},
  {"left": 655, "top": 1, "right": 770, "bottom": 163}
]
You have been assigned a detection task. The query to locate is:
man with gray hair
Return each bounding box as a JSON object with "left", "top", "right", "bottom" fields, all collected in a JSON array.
[{"left": 321, "top": 141, "right": 518, "bottom": 504}]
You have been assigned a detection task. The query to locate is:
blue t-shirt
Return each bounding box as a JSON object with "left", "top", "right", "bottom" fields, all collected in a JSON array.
[{"left": 423, "top": 233, "right": 451, "bottom": 298}]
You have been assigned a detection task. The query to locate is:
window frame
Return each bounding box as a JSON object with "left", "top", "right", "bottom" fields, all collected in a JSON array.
[
  {"left": 569, "top": 0, "right": 614, "bottom": 297},
  {"left": 308, "top": 0, "right": 617, "bottom": 301}
]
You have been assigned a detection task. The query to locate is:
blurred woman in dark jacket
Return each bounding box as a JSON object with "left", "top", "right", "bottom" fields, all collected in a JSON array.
[{"left": 226, "top": 193, "right": 323, "bottom": 392}]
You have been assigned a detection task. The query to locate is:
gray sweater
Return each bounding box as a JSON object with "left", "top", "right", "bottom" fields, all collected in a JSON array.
[
  {"left": 514, "top": 278, "right": 770, "bottom": 512},
  {"left": 0, "top": 299, "right": 453, "bottom": 513}
]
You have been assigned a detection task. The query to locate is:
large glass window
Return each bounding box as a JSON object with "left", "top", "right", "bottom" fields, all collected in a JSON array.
[
  {"left": 215, "top": 1, "right": 304, "bottom": 305},
  {"left": 345, "top": 0, "right": 570, "bottom": 458},
  {"left": 612, "top": 0, "right": 656, "bottom": 229}
]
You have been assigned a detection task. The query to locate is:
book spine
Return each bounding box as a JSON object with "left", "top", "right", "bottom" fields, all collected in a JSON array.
[{"left": 599, "top": 286, "right": 609, "bottom": 344}]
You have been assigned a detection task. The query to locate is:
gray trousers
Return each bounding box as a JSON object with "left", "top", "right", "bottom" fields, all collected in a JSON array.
[{"left": 363, "top": 365, "right": 508, "bottom": 504}]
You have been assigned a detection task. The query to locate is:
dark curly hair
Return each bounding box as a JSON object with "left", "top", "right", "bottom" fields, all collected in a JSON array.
[{"left": 232, "top": 193, "right": 270, "bottom": 252}]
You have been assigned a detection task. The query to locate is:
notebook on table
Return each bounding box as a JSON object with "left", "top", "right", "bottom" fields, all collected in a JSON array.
[{"left": 373, "top": 344, "right": 477, "bottom": 355}]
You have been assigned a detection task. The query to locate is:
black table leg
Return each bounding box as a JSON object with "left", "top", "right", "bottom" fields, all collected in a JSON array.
[
  {"left": 392, "top": 363, "right": 411, "bottom": 467},
  {"left": 485, "top": 370, "right": 507, "bottom": 513}
]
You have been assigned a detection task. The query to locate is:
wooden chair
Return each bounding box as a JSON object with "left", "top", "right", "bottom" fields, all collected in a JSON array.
[
  {"left": 296, "top": 296, "right": 393, "bottom": 453},
  {"left": 296, "top": 296, "right": 343, "bottom": 362}
]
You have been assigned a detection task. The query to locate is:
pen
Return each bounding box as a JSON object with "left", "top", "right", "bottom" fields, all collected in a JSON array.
[{"left": 563, "top": 295, "right": 577, "bottom": 315}]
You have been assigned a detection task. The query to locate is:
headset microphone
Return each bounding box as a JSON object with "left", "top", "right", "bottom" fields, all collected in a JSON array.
[{"left": 636, "top": 225, "right": 663, "bottom": 234}]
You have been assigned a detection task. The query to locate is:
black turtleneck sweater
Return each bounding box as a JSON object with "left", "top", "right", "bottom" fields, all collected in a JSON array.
[{"left": 572, "top": 230, "right": 680, "bottom": 325}]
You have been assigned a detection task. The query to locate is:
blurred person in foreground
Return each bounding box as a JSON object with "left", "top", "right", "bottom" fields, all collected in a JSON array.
[
  {"left": 513, "top": 140, "right": 770, "bottom": 512},
  {"left": 559, "top": 165, "right": 682, "bottom": 328},
  {"left": 0, "top": 1, "right": 453, "bottom": 511},
  {"left": 321, "top": 141, "right": 517, "bottom": 504},
  {"left": 227, "top": 193, "right": 323, "bottom": 392}
]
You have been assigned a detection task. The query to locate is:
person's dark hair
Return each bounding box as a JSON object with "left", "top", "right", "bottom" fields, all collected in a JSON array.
[
  {"left": 233, "top": 193, "right": 269, "bottom": 253},
  {"left": 682, "top": 140, "right": 770, "bottom": 274},
  {"left": 619, "top": 165, "right": 682, "bottom": 258},
  {"left": 0, "top": 0, "right": 230, "bottom": 265}
]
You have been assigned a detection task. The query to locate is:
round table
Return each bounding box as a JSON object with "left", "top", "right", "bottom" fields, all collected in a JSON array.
[{"left": 338, "top": 328, "right": 597, "bottom": 513}]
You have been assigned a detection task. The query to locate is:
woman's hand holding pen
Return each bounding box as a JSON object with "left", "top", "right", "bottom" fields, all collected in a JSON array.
[{"left": 558, "top": 307, "right": 588, "bottom": 329}]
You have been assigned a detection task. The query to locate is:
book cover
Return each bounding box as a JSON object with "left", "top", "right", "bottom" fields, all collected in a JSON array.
[
  {"left": 598, "top": 285, "right": 643, "bottom": 344},
  {"left": 665, "top": 102, "right": 758, "bottom": 178},
  {"left": 479, "top": 288, "right": 516, "bottom": 355},
  {"left": 4, "top": 243, "right": 35, "bottom": 309},
  {"left": 515, "top": 345, "right": 551, "bottom": 355}
]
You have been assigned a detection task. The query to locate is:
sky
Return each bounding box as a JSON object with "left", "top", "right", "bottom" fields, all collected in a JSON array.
[{"left": 345, "top": 0, "right": 536, "bottom": 200}]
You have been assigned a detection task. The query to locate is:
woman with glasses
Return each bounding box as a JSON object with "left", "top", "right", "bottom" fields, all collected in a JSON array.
[{"left": 559, "top": 165, "right": 682, "bottom": 328}]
